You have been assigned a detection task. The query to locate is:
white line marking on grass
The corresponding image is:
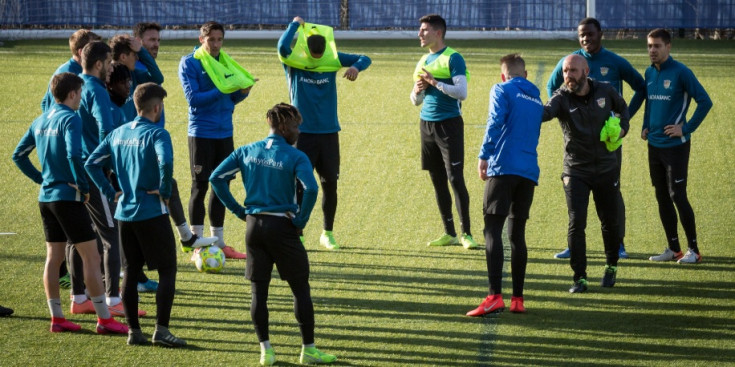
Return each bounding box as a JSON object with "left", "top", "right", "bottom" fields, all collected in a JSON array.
[{"left": 0, "top": 232, "right": 17, "bottom": 235}]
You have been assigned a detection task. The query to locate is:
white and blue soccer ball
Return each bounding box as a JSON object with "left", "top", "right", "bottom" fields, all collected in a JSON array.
[{"left": 193, "top": 245, "right": 226, "bottom": 273}]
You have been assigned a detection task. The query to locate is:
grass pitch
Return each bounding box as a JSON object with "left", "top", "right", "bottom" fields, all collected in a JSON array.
[{"left": 0, "top": 37, "right": 734, "bottom": 366}]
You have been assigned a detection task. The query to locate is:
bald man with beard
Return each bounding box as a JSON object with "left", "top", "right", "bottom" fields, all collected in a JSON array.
[{"left": 543, "top": 54, "right": 630, "bottom": 293}]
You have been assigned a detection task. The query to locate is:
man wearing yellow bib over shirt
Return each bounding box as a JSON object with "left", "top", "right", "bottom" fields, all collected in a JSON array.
[
  {"left": 178, "top": 21, "right": 255, "bottom": 260},
  {"left": 411, "top": 14, "right": 478, "bottom": 250},
  {"left": 278, "top": 16, "right": 371, "bottom": 250}
]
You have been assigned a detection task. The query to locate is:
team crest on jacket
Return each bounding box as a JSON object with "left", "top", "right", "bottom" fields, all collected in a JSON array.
[
  {"left": 193, "top": 165, "right": 202, "bottom": 174},
  {"left": 600, "top": 67, "right": 609, "bottom": 76},
  {"left": 597, "top": 98, "right": 606, "bottom": 108},
  {"left": 663, "top": 80, "right": 671, "bottom": 89}
]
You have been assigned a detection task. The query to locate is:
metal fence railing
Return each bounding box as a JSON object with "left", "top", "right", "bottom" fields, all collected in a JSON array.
[{"left": 1, "top": 0, "right": 733, "bottom": 30}]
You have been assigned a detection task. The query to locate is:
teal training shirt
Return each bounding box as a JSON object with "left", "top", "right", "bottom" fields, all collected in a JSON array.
[
  {"left": 121, "top": 48, "right": 163, "bottom": 122},
  {"left": 41, "top": 58, "right": 82, "bottom": 113},
  {"left": 642, "top": 56, "right": 712, "bottom": 148},
  {"left": 85, "top": 116, "right": 173, "bottom": 222},
  {"left": 210, "top": 134, "right": 319, "bottom": 229},
  {"left": 278, "top": 21, "right": 371, "bottom": 134},
  {"left": 418, "top": 47, "right": 467, "bottom": 122},
  {"left": 13, "top": 103, "right": 88, "bottom": 202},
  {"left": 546, "top": 48, "right": 646, "bottom": 116},
  {"left": 78, "top": 74, "right": 117, "bottom": 160}
]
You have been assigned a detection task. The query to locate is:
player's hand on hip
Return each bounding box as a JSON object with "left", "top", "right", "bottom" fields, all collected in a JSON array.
[
  {"left": 663, "top": 124, "right": 683, "bottom": 137},
  {"left": 478, "top": 159, "right": 489, "bottom": 181},
  {"left": 343, "top": 67, "right": 359, "bottom": 81},
  {"left": 641, "top": 128, "right": 648, "bottom": 140}
]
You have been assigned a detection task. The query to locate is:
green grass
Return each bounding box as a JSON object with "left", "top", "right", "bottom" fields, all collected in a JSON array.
[{"left": 1, "top": 38, "right": 734, "bottom": 366}]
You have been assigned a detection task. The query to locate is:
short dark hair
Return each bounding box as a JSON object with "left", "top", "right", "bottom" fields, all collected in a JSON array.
[
  {"left": 578, "top": 17, "right": 602, "bottom": 32},
  {"left": 109, "top": 34, "right": 134, "bottom": 61},
  {"left": 69, "top": 29, "right": 101, "bottom": 55},
  {"left": 81, "top": 41, "right": 111, "bottom": 71},
  {"left": 133, "top": 22, "right": 162, "bottom": 38},
  {"left": 648, "top": 28, "right": 671, "bottom": 44},
  {"left": 108, "top": 62, "right": 131, "bottom": 86},
  {"left": 500, "top": 53, "right": 525, "bottom": 77},
  {"left": 307, "top": 34, "right": 326, "bottom": 55},
  {"left": 200, "top": 21, "right": 225, "bottom": 38},
  {"left": 266, "top": 103, "right": 302, "bottom": 131},
  {"left": 419, "top": 14, "right": 446, "bottom": 39},
  {"left": 50, "top": 72, "right": 84, "bottom": 103},
  {"left": 133, "top": 82, "right": 167, "bottom": 113}
]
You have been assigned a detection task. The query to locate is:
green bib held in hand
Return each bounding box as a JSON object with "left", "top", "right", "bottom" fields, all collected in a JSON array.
[
  {"left": 413, "top": 47, "right": 470, "bottom": 82},
  {"left": 194, "top": 47, "right": 255, "bottom": 93},
  {"left": 278, "top": 23, "right": 342, "bottom": 72},
  {"left": 600, "top": 115, "right": 623, "bottom": 152}
]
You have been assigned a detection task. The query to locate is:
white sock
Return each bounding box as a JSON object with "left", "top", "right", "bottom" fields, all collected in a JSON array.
[
  {"left": 177, "top": 223, "right": 193, "bottom": 241},
  {"left": 211, "top": 226, "right": 225, "bottom": 248},
  {"left": 106, "top": 296, "right": 122, "bottom": 307},
  {"left": 90, "top": 295, "right": 111, "bottom": 319},
  {"left": 191, "top": 225, "right": 204, "bottom": 238},
  {"left": 260, "top": 340, "right": 271, "bottom": 351},
  {"left": 72, "top": 294, "right": 88, "bottom": 304},
  {"left": 47, "top": 298, "right": 64, "bottom": 318}
]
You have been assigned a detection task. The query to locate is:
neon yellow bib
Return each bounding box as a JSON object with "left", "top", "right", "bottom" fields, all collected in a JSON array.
[
  {"left": 278, "top": 22, "right": 342, "bottom": 72},
  {"left": 413, "top": 47, "right": 470, "bottom": 82},
  {"left": 194, "top": 47, "right": 255, "bottom": 93}
]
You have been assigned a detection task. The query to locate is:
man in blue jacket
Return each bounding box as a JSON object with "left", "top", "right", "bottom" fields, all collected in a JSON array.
[
  {"left": 278, "top": 16, "right": 371, "bottom": 250},
  {"left": 13, "top": 72, "right": 128, "bottom": 335},
  {"left": 641, "top": 29, "right": 712, "bottom": 264},
  {"left": 547, "top": 17, "right": 645, "bottom": 260},
  {"left": 179, "top": 21, "right": 253, "bottom": 259},
  {"left": 86, "top": 82, "right": 186, "bottom": 347},
  {"left": 210, "top": 103, "right": 336, "bottom": 365},
  {"left": 467, "top": 54, "right": 543, "bottom": 317}
]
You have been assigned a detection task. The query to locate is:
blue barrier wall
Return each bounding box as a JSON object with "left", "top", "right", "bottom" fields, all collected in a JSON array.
[
  {"left": 1, "top": 0, "right": 733, "bottom": 29},
  {"left": 0, "top": 0, "right": 340, "bottom": 27}
]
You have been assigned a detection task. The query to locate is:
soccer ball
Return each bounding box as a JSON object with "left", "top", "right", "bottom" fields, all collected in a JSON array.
[{"left": 193, "top": 246, "right": 226, "bottom": 273}]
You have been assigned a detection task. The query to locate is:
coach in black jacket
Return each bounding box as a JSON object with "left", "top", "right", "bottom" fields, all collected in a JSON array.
[{"left": 543, "top": 54, "right": 630, "bottom": 293}]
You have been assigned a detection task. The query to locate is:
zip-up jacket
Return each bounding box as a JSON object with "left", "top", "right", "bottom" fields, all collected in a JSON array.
[
  {"left": 278, "top": 21, "right": 371, "bottom": 134},
  {"left": 41, "top": 58, "right": 82, "bottom": 113},
  {"left": 543, "top": 79, "right": 630, "bottom": 177},
  {"left": 640, "top": 56, "right": 712, "bottom": 148},
  {"left": 479, "top": 77, "right": 545, "bottom": 184},
  {"left": 13, "top": 103, "right": 89, "bottom": 202},
  {"left": 210, "top": 134, "right": 318, "bottom": 229},
  {"left": 78, "top": 73, "right": 117, "bottom": 160},
  {"left": 178, "top": 50, "right": 249, "bottom": 139},
  {"left": 85, "top": 116, "right": 173, "bottom": 222}
]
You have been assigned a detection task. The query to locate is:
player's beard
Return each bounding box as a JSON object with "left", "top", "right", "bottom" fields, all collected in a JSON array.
[{"left": 564, "top": 74, "right": 586, "bottom": 93}]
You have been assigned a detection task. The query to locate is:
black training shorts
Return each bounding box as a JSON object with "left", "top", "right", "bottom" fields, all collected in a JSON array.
[
  {"left": 483, "top": 175, "right": 535, "bottom": 219},
  {"left": 39, "top": 201, "right": 96, "bottom": 243},
  {"left": 188, "top": 136, "right": 235, "bottom": 182},
  {"left": 296, "top": 132, "right": 340, "bottom": 182}
]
